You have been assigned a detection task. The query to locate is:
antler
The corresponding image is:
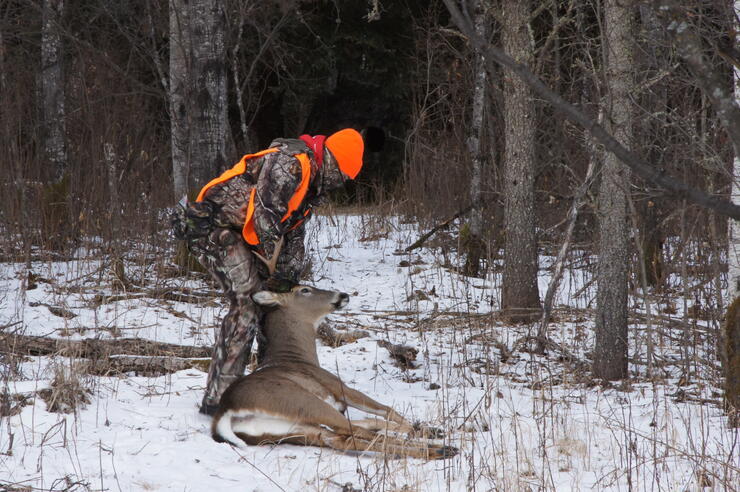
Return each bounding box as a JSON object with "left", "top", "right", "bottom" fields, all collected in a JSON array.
[{"left": 252, "top": 236, "right": 285, "bottom": 276}]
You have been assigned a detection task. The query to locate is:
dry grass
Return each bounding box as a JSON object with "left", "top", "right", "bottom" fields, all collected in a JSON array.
[{"left": 36, "top": 364, "right": 91, "bottom": 414}]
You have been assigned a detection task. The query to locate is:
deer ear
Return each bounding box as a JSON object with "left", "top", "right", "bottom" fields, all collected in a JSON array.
[{"left": 252, "top": 291, "right": 282, "bottom": 307}]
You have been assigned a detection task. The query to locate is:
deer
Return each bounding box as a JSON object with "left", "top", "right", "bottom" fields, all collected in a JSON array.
[{"left": 210, "top": 237, "right": 458, "bottom": 460}]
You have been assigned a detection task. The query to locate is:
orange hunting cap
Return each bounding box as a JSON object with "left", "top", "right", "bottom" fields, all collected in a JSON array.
[{"left": 325, "top": 128, "right": 364, "bottom": 179}]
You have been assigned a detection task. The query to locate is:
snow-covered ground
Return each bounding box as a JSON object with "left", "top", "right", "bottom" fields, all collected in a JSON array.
[{"left": 1, "top": 214, "right": 737, "bottom": 491}]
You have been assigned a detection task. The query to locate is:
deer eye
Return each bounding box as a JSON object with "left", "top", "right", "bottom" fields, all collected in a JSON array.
[{"left": 299, "top": 287, "right": 311, "bottom": 295}]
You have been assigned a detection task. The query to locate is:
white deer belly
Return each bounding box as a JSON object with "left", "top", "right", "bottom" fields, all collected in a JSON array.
[{"left": 230, "top": 410, "right": 299, "bottom": 436}]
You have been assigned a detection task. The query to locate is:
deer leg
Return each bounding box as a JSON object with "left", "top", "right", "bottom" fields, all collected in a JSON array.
[
  {"left": 342, "top": 435, "right": 458, "bottom": 460},
  {"left": 338, "top": 385, "right": 447, "bottom": 438},
  {"left": 337, "top": 385, "right": 414, "bottom": 432},
  {"left": 292, "top": 425, "right": 457, "bottom": 460},
  {"left": 348, "top": 418, "right": 408, "bottom": 433}
]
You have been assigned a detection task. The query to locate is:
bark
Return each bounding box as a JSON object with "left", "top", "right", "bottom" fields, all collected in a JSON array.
[
  {"left": 104, "top": 143, "right": 127, "bottom": 290},
  {"left": 41, "top": 0, "right": 67, "bottom": 184},
  {"left": 500, "top": 0, "right": 541, "bottom": 322},
  {"left": 593, "top": 0, "right": 633, "bottom": 381},
  {"left": 463, "top": 0, "right": 488, "bottom": 277},
  {"left": 442, "top": 0, "right": 740, "bottom": 220},
  {"left": 189, "top": 0, "right": 228, "bottom": 188},
  {"left": 0, "top": 22, "right": 6, "bottom": 95},
  {"left": 40, "top": 0, "right": 72, "bottom": 251},
  {"left": 729, "top": 1, "right": 740, "bottom": 300},
  {"left": 169, "top": 0, "right": 190, "bottom": 199},
  {"left": 724, "top": 0, "right": 740, "bottom": 426}
]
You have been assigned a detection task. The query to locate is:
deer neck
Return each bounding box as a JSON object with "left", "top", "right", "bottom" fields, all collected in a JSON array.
[{"left": 260, "top": 310, "right": 320, "bottom": 367}]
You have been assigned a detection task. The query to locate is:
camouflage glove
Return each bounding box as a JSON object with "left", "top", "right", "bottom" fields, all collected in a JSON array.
[
  {"left": 172, "top": 199, "right": 216, "bottom": 240},
  {"left": 262, "top": 274, "right": 295, "bottom": 293}
]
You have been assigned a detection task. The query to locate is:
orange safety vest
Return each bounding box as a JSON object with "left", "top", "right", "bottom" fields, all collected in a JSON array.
[{"left": 196, "top": 148, "right": 312, "bottom": 246}]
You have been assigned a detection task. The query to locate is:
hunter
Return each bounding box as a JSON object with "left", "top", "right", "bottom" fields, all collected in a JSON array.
[{"left": 173, "top": 129, "right": 364, "bottom": 415}]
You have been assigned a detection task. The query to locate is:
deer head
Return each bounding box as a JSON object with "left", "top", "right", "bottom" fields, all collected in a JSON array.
[{"left": 251, "top": 284, "right": 349, "bottom": 366}]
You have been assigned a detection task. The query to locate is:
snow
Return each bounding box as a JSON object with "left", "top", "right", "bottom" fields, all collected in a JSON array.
[{"left": 1, "top": 213, "right": 738, "bottom": 491}]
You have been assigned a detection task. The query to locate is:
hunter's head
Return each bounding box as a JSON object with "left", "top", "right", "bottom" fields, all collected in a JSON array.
[{"left": 300, "top": 128, "right": 364, "bottom": 191}]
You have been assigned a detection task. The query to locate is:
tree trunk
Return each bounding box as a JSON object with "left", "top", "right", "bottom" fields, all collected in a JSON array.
[
  {"left": 727, "top": 2, "right": 740, "bottom": 301},
  {"left": 41, "top": 0, "right": 67, "bottom": 184},
  {"left": 104, "top": 143, "right": 127, "bottom": 291},
  {"left": 188, "top": 0, "right": 228, "bottom": 188},
  {"left": 169, "top": 0, "right": 227, "bottom": 197},
  {"left": 500, "top": 0, "right": 541, "bottom": 322},
  {"left": 40, "top": 0, "right": 71, "bottom": 251},
  {"left": 593, "top": 0, "right": 633, "bottom": 381},
  {"left": 463, "top": 0, "right": 488, "bottom": 277},
  {"left": 169, "top": 0, "right": 190, "bottom": 200},
  {"left": 724, "top": 0, "right": 740, "bottom": 426}
]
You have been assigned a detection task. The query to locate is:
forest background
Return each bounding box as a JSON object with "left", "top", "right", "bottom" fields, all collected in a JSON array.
[{"left": 1, "top": 0, "right": 740, "bottom": 458}]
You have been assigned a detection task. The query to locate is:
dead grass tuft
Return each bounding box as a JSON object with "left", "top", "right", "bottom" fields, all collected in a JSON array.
[
  {"left": 0, "top": 392, "right": 32, "bottom": 417},
  {"left": 38, "top": 364, "right": 91, "bottom": 414}
]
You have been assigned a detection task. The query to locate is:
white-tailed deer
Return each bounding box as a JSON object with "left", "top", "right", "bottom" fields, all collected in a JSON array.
[{"left": 211, "top": 239, "right": 457, "bottom": 459}]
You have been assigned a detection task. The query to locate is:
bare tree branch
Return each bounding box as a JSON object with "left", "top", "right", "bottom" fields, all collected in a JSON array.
[
  {"left": 442, "top": 0, "right": 740, "bottom": 220},
  {"left": 657, "top": 0, "right": 740, "bottom": 158}
]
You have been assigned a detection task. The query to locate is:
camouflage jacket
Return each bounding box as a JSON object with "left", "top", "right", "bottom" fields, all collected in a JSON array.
[{"left": 199, "top": 138, "right": 347, "bottom": 283}]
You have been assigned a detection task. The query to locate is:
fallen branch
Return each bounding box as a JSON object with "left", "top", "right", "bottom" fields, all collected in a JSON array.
[
  {"left": 0, "top": 333, "right": 211, "bottom": 359},
  {"left": 377, "top": 340, "right": 418, "bottom": 369},
  {"left": 27, "top": 302, "right": 76, "bottom": 319},
  {"left": 83, "top": 355, "right": 208, "bottom": 376},
  {"left": 404, "top": 204, "right": 473, "bottom": 252},
  {"left": 464, "top": 333, "right": 512, "bottom": 363},
  {"left": 316, "top": 323, "right": 370, "bottom": 348},
  {"left": 511, "top": 335, "right": 589, "bottom": 370},
  {"left": 90, "top": 287, "right": 219, "bottom": 306}
]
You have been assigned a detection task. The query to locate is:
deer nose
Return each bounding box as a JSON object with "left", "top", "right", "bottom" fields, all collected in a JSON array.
[{"left": 334, "top": 292, "right": 350, "bottom": 308}]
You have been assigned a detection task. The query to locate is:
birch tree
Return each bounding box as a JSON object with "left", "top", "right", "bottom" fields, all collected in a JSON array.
[
  {"left": 189, "top": 0, "right": 228, "bottom": 189},
  {"left": 169, "top": 0, "right": 227, "bottom": 199},
  {"left": 41, "top": 0, "right": 66, "bottom": 183},
  {"left": 40, "top": 0, "right": 70, "bottom": 249},
  {"left": 593, "top": 0, "right": 633, "bottom": 381},
  {"left": 726, "top": 0, "right": 740, "bottom": 425},
  {"left": 169, "top": 0, "right": 190, "bottom": 200},
  {"left": 463, "top": 0, "right": 488, "bottom": 277},
  {"left": 500, "top": 0, "right": 541, "bottom": 322}
]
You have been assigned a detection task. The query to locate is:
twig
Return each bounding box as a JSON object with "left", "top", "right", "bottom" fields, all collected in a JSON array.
[
  {"left": 537, "top": 157, "right": 596, "bottom": 350},
  {"left": 404, "top": 204, "right": 473, "bottom": 252},
  {"left": 0, "top": 321, "right": 22, "bottom": 331}
]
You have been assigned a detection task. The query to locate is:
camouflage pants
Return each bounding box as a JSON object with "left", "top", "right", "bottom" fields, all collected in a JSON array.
[{"left": 189, "top": 228, "right": 264, "bottom": 410}]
